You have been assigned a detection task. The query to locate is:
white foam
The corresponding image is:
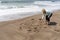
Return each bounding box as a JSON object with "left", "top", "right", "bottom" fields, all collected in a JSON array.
[
  {"left": 33, "top": 1, "right": 60, "bottom": 6},
  {"left": 0, "top": 7, "right": 40, "bottom": 16}
]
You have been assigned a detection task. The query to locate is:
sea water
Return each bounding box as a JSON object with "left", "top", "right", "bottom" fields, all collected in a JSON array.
[{"left": 0, "top": 0, "right": 60, "bottom": 21}]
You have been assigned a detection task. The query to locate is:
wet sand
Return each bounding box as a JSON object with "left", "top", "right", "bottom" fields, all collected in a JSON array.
[{"left": 0, "top": 10, "right": 60, "bottom": 40}]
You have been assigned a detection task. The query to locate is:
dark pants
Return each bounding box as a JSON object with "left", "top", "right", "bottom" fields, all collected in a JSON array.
[
  {"left": 46, "top": 13, "right": 52, "bottom": 22},
  {"left": 46, "top": 15, "right": 50, "bottom": 22}
]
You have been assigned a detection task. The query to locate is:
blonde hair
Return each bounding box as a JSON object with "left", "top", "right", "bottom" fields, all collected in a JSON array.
[{"left": 42, "top": 9, "right": 46, "bottom": 14}]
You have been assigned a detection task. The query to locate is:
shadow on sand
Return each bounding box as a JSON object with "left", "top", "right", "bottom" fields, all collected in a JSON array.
[{"left": 48, "top": 22, "right": 57, "bottom": 26}]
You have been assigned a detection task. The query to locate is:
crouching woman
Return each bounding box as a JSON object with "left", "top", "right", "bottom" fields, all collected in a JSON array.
[{"left": 41, "top": 9, "right": 53, "bottom": 25}]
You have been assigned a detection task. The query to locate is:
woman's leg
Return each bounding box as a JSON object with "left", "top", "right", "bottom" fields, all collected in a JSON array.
[
  {"left": 48, "top": 18, "right": 50, "bottom": 24},
  {"left": 48, "top": 13, "right": 53, "bottom": 24},
  {"left": 46, "top": 15, "right": 49, "bottom": 24}
]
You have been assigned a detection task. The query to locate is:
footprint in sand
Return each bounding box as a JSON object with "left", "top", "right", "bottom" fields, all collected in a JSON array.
[
  {"left": 34, "top": 27, "right": 37, "bottom": 29},
  {"left": 33, "top": 30, "right": 39, "bottom": 32},
  {"left": 33, "top": 27, "right": 39, "bottom": 32},
  {"left": 39, "top": 19, "right": 41, "bottom": 20},
  {"left": 44, "top": 27, "right": 47, "bottom": 28},
  {"left": 20, "top": 27, "right": 22, "bottom": 29},
  {"left": 54, "top": 29, "right": 60, "bottom": 32},
  {"left": 27, "top": 29, "right": 32, "bottom": 32},
  {"left": 36, "top": 25, "right": 39, "bottom": 26},
  {"left": 31, "top": 19, "right": 34, "bottom": 20}
]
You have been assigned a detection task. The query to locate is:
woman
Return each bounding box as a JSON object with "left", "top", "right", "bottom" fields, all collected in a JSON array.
[{"left": 42, "top": 9, "right": 53, "bottom": 24}]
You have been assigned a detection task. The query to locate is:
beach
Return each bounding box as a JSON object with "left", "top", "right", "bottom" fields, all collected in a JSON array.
[{"left": 0, "top": 10, "right": 60, "bottom": 40}]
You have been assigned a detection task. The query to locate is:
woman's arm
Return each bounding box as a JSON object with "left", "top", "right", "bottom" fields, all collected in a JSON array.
[{"left": 41, "top": 12, "right": 44, "bottom": 20}]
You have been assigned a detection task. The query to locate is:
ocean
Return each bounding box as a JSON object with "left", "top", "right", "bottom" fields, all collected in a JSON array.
[
  {"left": 0, "top": 1, "right": 60, "bottom": 10},
  {"left": 0, "top": 1, "right": 60, "bottom": 21}
]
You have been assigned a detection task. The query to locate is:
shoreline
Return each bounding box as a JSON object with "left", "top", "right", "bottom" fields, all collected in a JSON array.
[
  {"left": 0, "top": 9, "right": 59, "bottom": 22},
  {"left": 0, "top": 12, "right": 41, "bottom": 22}
]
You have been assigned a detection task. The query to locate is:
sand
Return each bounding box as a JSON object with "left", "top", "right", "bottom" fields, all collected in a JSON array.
[{"left": 0, "top": 10, "right": 60, "bottom": 40}]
